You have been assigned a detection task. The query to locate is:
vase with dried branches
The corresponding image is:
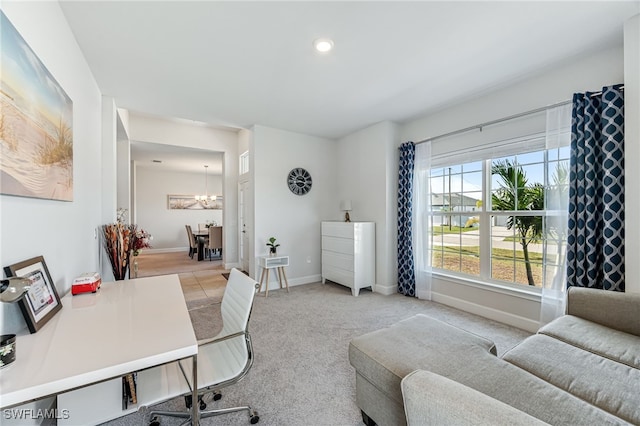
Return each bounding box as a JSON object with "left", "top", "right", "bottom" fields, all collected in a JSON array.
[{"left": 102, "top": 222, "right": 136, "bottom": 281}]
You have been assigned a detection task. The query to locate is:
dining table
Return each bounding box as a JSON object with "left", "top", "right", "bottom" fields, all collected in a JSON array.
[{"left": 192, "top": 229, "right": 209, "bottom": 261}]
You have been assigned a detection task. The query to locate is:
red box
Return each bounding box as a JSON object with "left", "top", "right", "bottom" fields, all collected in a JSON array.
[{"left": 72, "top": 272, "right": 101, "bottom": 295}]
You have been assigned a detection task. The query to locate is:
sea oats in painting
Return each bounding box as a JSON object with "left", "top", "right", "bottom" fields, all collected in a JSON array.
[{"left": 0, "top": 12, "right": 73, "bottom": 201}]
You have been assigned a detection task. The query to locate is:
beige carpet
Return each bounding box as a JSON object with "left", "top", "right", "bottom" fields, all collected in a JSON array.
[{"left": 102, "top": 281, "right": 531, "bottom": 426}]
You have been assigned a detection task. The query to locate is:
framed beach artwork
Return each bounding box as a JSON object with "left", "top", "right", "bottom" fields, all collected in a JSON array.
[
  {"left": 168, "top": 194, "right": 223, "bottom": 210},
  {"left": 0, "top": 12, "right": 73, "bottom": 201}
]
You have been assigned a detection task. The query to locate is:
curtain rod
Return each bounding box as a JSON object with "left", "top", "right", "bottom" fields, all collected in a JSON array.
[{"left": 417, "top": 85, "right": 624, "bottom": 145}]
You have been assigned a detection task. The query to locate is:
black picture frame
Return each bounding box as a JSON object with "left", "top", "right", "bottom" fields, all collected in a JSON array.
[{"left": 4, "top": 256, "right": 63, "bottom": 333}]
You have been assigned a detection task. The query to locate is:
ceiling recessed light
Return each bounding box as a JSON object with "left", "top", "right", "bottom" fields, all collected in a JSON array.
[{"left": 313, "top": 38, "right": 334, "bottom": 53}]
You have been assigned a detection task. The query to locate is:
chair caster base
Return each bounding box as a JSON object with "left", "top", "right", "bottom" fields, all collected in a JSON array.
[
  {"left": 184, "top": 395, "right": 206, "bottom": 410},
  {"left": 149, "top": 415, "right": 160, "bottom": 426},
  {"left": 250, "top": 410, "right": 259, "bottom": 424}
]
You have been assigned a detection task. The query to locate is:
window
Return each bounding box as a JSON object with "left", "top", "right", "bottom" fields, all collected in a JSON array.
[
  {"left": 426, "top": 138, "right": 569, "bottom": 290},
  {"left": 239, "top": 151, "right": 249, "bottom": 174}
]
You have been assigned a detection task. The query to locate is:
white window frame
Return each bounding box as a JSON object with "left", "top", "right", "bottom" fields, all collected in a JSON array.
[
  {"left": 239, "top": 151, "right": 249, "bottom": 175},
  {"left": 427, "top": 133, "right": 567, "bottom": 293}
]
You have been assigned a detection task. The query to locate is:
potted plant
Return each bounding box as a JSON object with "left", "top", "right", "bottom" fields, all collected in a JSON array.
[{"left": 266, "top": 237, "right": 280, "bottom": 255}]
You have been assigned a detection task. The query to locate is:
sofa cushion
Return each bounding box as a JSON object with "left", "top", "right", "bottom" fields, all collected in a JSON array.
[
  {"left": 539, "top": 315, "right": 640, "bottom": 369},
  {"left": 350, "top": 314, "right": 629, "bottom": 425},
  {"left": 349, "top": 314, "right": 497, "bottom": 405},
  {"left": 401, "top": 370, "right": 549, "bottom": 426},
  {"left": 502, "top": 334, "right": 640, "bottom": 425}
]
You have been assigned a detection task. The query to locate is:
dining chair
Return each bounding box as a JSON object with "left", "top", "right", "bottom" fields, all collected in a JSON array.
[
  {"left": 205, "top": 226, "right": 223, "bottom": 261},
  {"left": 148, "top": 268, "right": 260, "bottom": 425},
  {"left": 198, "top": 223, "right": 207, "bottom": 231},
  {"left": 185, "top": 225, "right": 198, "bottom": 259}
]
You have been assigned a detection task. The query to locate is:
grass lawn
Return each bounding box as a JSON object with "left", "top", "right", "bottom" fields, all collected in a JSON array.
[
  {"left": 432, "top": 246, "right": 545, "bottom": 287},
  {"left": 432, "top": 225, "right": 478, "bottom": 234}
]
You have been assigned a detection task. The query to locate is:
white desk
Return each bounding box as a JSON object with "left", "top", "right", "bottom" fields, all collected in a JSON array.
[{"left": 0, "top": 275, "right": 199, "bottom": 425}]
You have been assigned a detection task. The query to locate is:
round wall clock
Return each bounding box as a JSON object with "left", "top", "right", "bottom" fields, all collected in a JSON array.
[{"left": 287, "top": 168, "right": 312, "bottom": 195}]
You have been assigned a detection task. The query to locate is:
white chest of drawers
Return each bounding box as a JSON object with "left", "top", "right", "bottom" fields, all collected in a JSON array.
[{"left": 321, "top": 221, "right": 375, "bottom": 296}]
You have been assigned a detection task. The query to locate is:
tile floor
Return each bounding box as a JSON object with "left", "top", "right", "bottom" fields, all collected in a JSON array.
[{"left": 178, "top": 270, "right": 228, "bottom": 303}]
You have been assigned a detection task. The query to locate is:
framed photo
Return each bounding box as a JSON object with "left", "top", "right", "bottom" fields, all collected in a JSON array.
[{"left": 4, "top": 256, "right": 62, "bottom": 334}]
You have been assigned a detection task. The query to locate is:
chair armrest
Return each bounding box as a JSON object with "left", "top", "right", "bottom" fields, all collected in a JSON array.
[
  {"left": 401, "top": 370, "right": 548, "bottom": 426},
  {"left": 566, "top": 287, "right": 640, "bottom": 336},
  {"left": 197, "top": 330, "right": 247, "bottom": 347}
]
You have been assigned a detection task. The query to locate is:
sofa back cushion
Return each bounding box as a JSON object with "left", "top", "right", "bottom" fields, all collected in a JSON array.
[
  {"left": 503, "top": 334, "right": 640, "bottom": 425},
  {"left": 539, "top": 315, "right": 640, "bottom": 369}
]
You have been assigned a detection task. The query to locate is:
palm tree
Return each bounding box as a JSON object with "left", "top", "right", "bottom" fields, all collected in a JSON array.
[{"left": 491, "top": 160, "right": 544, "bottom": 286}]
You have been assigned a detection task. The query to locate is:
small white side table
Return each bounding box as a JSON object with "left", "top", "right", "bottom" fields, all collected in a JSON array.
[{"left": 258, "top": 254, "right": 290, "bottom": 297}]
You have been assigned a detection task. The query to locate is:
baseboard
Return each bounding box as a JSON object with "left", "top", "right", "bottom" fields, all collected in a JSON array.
[
  {"left": 289, "top": 274, "right": 321, "bottom": 286},
  {"left": 432, "top": 292, "right": 540, "bottom": 333},
  {"left": 373, "top": 283, "right": 396, "bottom": 296},
  {"left": 260, "top": 274, "right": 321, "bottom": 292},
  {"left": 145, "top": 247, "right": 187, "bottom": 254},
  {"left": 224, "top": 262, "right": 241, "bottom": 270}
]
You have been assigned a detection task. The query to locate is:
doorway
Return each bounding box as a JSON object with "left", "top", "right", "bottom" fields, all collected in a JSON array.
[{"left": 239, "top": 180, "right": 250, "bottom": 272}]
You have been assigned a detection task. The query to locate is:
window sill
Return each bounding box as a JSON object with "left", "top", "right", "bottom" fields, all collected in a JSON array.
[{"left": 432, "top": 271, "right": 542, "bottom": 303}]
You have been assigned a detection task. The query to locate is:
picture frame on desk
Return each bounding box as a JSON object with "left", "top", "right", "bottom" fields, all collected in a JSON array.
[{"left": 4, "top": 256, "right": 62, "bottom": 334}]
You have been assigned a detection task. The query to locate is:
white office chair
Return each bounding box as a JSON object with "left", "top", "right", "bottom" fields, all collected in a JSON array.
[{"left": 149, "top": 268, "right": 260, "bottom": 425}]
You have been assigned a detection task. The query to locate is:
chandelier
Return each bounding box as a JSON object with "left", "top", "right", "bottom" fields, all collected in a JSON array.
[{"left": 195, "top": 165, "right": 217, "bottom": 204}]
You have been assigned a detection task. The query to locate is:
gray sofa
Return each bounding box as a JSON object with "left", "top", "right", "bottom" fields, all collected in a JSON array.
[{"left": 349, "top": 287, "right": 640, "bottom": 425}]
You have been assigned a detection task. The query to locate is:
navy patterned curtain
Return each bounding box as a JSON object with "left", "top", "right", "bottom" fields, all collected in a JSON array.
[
  {"left": 398, "top": 142, "right": 416, "bottom": 296},
  {"left": 566, "top": 85, "right": 625, "bottom": 291}
]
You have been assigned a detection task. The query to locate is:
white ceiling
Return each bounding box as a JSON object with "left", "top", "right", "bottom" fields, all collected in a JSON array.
[
  {"left": 60, "top": 1, "right": 639, "bottom": 141},
  {"left": 130, "top": 140, "right": 224, "bottom": 175}
]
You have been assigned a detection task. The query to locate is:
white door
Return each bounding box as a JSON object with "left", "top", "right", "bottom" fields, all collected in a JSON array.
[{"left": 239, "top": 181, "right": 250, "bottom": 272}]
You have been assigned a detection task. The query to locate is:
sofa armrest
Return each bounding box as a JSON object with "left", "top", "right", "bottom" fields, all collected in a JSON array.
[
  {"left": 401, "top": 370, "right": 548, "bottom": 426},
  {"left": 566, "top": 287, "right": 640, "bottom": 336}
]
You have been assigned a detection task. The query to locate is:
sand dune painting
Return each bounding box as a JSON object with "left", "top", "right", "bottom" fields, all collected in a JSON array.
[
  {"left": 1, "top": 12, "right": 73, "bottom": 201},
  {"left": 168, "top": 195, "right": 223, "bottom": 210}
]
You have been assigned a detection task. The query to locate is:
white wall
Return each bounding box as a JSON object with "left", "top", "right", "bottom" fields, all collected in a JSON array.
[
  {"left": 116, "top": 115, "right": 131, "bottom": 221},
  {"left": 252, "top": 125, "right": 337, "bottom": 288},
  {"left": 402, "top": 46, "right": 624, "bottom": 143},
  {"left": 238, "top": 128, "right": 250, "bottom": 161},
  {"left": 0, "top": 2, "right": 102, "bottom": 335},
  {"left": 337, "top": 121, "right": 398, "bottom": 294},
  {"left": 136, "top": 167, "right": 223, "bottom": 250},
  {"left": 399, "top": 45, "right": 626, "bottom": 332},
  {"left": 0, "top": 3, "right": 102, "bottom": 419},
  {"left": 127, "top": 113, "right": 240, "bottom": 267},
  {"left": 624, "top": 14, "right": 639, "bottom": 294}
]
